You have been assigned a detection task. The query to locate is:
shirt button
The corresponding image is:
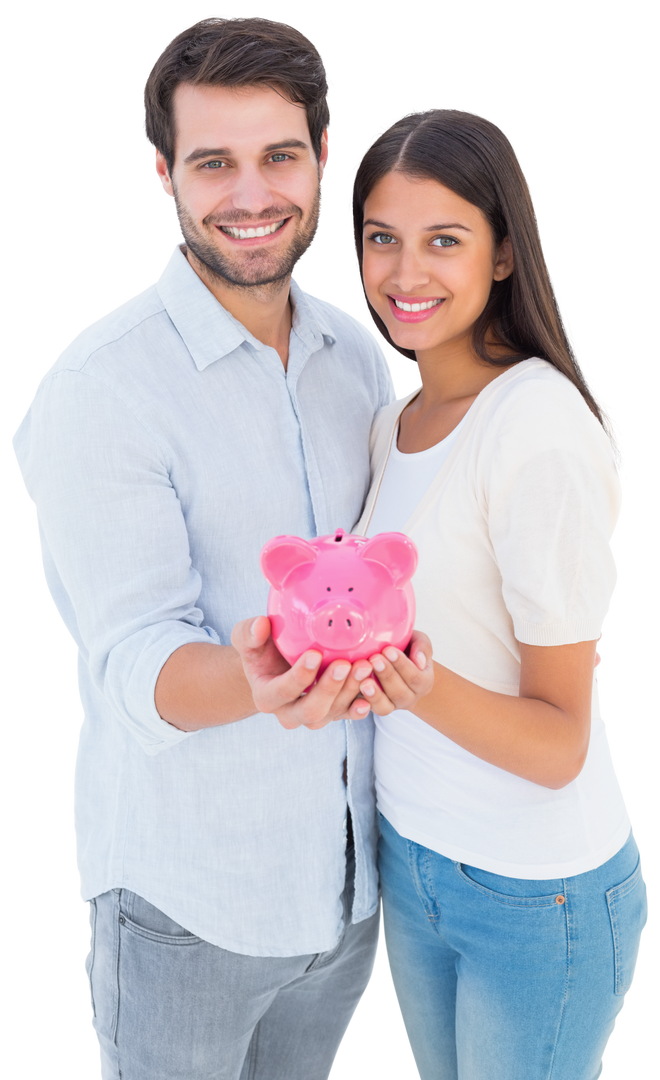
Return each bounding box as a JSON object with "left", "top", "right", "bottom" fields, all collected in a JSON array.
[{"left": 555, "top": 895, "right": 565, "bottom": 904}]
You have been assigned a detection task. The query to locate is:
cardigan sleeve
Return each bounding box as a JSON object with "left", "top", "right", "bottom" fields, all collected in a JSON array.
[{"left": 482, "top": 375, "right": 621, "bottom": 646}]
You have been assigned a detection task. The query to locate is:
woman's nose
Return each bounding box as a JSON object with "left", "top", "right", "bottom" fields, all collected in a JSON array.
[{"left": 389, "top": 249, "right": 431, "bottom": 294}]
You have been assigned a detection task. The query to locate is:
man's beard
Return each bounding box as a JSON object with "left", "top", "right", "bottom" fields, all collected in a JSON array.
[{"left": 173, "top": 186, "right": 321, "bottom": 291}]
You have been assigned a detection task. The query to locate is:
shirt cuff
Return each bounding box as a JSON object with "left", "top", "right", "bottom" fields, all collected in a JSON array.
[{"left": 514, "top": 619, "right": 604, "bottom": 647}]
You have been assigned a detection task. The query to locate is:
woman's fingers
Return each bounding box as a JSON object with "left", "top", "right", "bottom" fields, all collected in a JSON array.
[
  {"left": 363, "top": 643, "right": 435, "bottom": 713},
  {"left": 408, "top": 630, "right": 434, "bottom": 671}
]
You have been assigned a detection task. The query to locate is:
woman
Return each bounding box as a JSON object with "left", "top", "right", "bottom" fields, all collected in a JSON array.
[{"left": 348, "top": 111, "right": 647, "bottom": 1079}]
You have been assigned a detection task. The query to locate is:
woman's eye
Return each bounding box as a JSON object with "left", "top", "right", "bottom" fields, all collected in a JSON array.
[
  {"left": 370, "top": 233, "right": 397, "bottom": 245},
  {"left": 431, "top": 236, "right": 457, "bottom": 247}
]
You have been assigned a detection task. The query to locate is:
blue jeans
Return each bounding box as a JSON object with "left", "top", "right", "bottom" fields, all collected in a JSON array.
[
  {"left": 378, "top": 814, "right": 647, "bottom": 1080},
  {"left": 86, "top": 845, "right": 378, "bottom": 1079}
]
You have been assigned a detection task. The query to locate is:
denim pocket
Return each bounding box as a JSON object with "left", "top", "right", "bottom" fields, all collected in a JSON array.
[
  {"left": 455, "top": 864, "right": 564, "bottom": 908},
  {"left": 606, "top": 858, "right": 647, "bottom": 995},
  {"left": 119, "top": 890, "right": 203, "bottom": 945}
]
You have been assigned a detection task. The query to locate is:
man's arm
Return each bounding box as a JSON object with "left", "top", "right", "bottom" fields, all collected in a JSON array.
[
  {"left": 159, "top": 614, "right": 435, "bottom": 732},
  {"left": 157, "top": 620, "right": 380, "bottom": 731},
  {"left": 154, "top": 643, "right": 257, "bottom": 729}
]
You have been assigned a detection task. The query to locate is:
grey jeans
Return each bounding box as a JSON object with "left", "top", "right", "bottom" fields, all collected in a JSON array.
[{"left": 87, "top": 847, "right": 379, "bottom": 1080}]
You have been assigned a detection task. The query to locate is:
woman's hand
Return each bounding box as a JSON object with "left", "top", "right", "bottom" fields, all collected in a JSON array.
[{"left": 356, "top": 630, "right": 435, "bottom": 714}]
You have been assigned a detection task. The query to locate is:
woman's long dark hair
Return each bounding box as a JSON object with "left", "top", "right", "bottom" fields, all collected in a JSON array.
[{"left": 353, "top": 110, "right": 605, "bottom": 426}]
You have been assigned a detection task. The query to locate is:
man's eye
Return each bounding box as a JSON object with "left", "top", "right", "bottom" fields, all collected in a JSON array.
[
  {"left": 370, "top": 233, "right": 396, "bottom": 245},
  {"left": 269, "top": 153, "right": 290, "bottom": 162},
  {"left": 431, "top": 236, "right": 457, "bottom": 247},
  {"left": 202, "top": 160, "right": 227, "bottom": 169}
]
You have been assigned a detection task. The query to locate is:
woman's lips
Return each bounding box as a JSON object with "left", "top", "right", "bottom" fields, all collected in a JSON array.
[{"left": 387, "top": 295, "right": 445, "bottom": 323}]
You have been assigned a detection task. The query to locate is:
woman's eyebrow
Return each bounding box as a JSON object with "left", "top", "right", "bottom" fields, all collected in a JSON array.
[{"left": 363, "top": 218, "right": 473, "bottom": 232}]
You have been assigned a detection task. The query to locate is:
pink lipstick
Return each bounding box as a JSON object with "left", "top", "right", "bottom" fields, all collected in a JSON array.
[{"left": 387, "top": 295, "right": 445, "bottom": 323}]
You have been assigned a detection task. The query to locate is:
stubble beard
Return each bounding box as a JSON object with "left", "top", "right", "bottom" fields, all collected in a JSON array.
[{"left": 173, "top": 185, "right": 321, "bottom": 297}]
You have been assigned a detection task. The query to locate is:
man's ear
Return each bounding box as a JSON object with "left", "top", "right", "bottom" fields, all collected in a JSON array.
[
  {"left": 318, "top": 129, "right": 328, "bottom": 179},
  {"left": 156, "top": 150, "right": 174, "bottom": 197},
  {"left": 493, "top": 235, "right": 514, "bottom": 281}
]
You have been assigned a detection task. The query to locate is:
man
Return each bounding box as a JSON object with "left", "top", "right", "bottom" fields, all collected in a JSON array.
[{"left": 14, "top": 16, "right": 433, "bottom": 1080}]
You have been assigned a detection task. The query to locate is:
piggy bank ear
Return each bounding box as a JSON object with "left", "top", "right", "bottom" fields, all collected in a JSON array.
[
  {"left": 260, "top": 535, "right": 317, "bottom": 589},
  {"left": 360, "top": 532, "right": 418, "bottom": 588}
]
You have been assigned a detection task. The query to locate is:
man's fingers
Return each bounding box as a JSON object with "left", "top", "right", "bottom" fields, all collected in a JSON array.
[
  {"left": 231, "top": 615, "right": 272, "bottom": 656},
  {"left": 253, "top": 650, "right": 323, "bottom": 713},
  {"left": 272, "top": 658, "right": 359, "bottom": 728},
  {"left": 249, "top": 615, "right": 272, "bottom": 648}
]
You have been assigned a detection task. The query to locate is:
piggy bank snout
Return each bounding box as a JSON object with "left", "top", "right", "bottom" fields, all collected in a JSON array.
[{"left": 309, "top": 601, "right": 370, "bottom": 650}]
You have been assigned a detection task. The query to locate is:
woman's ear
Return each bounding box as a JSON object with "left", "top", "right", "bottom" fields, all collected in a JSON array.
[{"left": 493, "top": 236, "right": 514, "bottom": 281}]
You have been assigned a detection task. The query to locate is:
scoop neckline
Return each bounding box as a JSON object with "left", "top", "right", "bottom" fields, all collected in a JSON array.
[{"left": 393, "top": 412, "right": 467, "bottom": 458}]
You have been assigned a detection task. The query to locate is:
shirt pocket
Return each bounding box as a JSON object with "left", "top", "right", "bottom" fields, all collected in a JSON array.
[{"left": 606, "top": 858, "right": 647, "bottom": 996}]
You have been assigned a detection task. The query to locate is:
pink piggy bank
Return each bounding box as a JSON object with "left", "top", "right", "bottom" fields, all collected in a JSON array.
[{"left": 260, "top": 528, "right": 417, "bottom": 674}]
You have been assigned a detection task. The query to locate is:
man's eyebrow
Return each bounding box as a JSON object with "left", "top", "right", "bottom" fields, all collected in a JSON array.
[
  {"left": 363, "top": 218, "right": 472, "bottom": 232},
  {"left": 184, "top": 140, "right": 310, "bottom": 165}
]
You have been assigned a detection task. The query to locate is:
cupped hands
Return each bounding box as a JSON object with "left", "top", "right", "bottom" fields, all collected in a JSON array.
[{"left": 231, "top": 616, "right": 434, "bottom": 730}]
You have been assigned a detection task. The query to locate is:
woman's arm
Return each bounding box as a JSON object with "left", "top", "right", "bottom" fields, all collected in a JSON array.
[{"left": 360, "top": 639, "right": 597, "bottom": 789}]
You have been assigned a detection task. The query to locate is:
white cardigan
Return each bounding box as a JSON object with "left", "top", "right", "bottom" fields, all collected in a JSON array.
[{"left": 356, "top": 360, "right": 630, "bottom": 877}]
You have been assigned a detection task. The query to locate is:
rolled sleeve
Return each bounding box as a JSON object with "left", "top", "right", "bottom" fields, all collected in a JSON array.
[{"left": 15, "top": 369, "right": 217, "bottom": 752}]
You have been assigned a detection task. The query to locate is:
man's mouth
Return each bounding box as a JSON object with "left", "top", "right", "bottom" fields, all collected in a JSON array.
[{"left": 219, "top": 218, "right": 288, "bottom": 240}]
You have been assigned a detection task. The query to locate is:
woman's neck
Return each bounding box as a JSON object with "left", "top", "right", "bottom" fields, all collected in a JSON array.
[{"left": 398, "top": 339, "right": 519, "bottom": 453}]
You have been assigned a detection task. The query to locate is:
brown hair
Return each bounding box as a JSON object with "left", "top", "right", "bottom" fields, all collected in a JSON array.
[
  {"left": 353, "top": 110, "right": 605, "bottom": 426},
  {"left": 145, "top": 18, "right": 329, "bottom": 175}
]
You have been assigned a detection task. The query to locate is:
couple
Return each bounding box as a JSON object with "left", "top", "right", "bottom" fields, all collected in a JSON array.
[{"left": 14, "top": 16, "right": 646, "bottom": 1080}]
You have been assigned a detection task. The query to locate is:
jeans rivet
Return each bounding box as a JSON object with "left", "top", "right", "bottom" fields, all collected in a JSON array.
[
  {"left": 119, "top": 915, "right": 126, "bottom": 924},
  {"left": 555, "top": 895, "right": 565, "bottom": 904}
]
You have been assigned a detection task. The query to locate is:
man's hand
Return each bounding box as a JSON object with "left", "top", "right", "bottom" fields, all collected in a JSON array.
[
  {"left": 355, "top": 631, "right": 435, "bottom": 715},
  {"left": 231, "top": 616, "right": 377, "bottom": 730}
]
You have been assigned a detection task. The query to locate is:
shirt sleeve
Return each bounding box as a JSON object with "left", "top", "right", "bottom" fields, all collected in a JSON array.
[
  {"left": 482, "top": 378, "right": 621, "bottom": 646},
  {"left": 14, "top": 368, "right": 221, "bottom": 754}
]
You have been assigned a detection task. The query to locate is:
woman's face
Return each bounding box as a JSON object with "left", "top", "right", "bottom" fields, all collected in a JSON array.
[{"left": 362, "top": 171, "right": 513, "bottom": 360}]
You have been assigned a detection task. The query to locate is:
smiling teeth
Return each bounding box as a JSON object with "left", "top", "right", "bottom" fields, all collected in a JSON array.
[
  {"left": 394, "top": 298, "right": 443, "bottom": 312},
  {"left": 221, "top": 220, "right": 285, "bottom": 239}
]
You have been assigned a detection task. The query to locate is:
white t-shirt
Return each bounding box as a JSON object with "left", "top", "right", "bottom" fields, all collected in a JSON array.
[{"left": 358, "top": 360, "right": 630, "bottom": 879}]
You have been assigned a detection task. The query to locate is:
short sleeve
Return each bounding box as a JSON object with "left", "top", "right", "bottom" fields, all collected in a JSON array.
[{"left": 482, "top": 377, "right": 621, "bottom": 646}]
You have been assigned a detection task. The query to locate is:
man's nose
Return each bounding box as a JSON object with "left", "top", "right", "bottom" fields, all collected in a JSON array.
[{"left": 228, "top": 165, "right": 278, "bottom": 217}]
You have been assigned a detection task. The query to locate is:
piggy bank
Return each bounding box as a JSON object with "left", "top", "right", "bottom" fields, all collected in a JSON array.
[{"left": 260, "top": 528, "right": 417, "bottom": 673}]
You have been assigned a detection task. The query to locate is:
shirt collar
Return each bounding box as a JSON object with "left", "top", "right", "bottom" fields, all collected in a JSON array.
[{"left": 156, "top": 246, "right": 336, "bottom": 371}]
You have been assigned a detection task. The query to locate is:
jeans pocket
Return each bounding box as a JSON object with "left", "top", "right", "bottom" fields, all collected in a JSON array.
[
  {"left": 606, "top": 857, "right": 647, "bottom": 996},
  {"left": 455, "top": 863, "right": 563, "bottom": 908},
  {"left": 119, "top": 890, "right": 203, "bottom": 945}
]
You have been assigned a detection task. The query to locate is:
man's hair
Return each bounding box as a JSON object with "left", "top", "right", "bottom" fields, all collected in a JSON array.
[
  {"left": 145, "top": 18, "right": 329, "bottom": 175},
  {"left": 345, "top": 105, "right": 630, "bottom": 477}
]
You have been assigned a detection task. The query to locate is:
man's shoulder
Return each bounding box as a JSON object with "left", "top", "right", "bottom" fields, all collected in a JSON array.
[{"left": 49, "top": 284, "right": 168, "bottom": 378}]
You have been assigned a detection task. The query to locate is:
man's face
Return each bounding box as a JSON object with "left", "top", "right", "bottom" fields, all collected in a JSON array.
[{"left": 157, "top": 83, "right": 327, "bottom": 289}]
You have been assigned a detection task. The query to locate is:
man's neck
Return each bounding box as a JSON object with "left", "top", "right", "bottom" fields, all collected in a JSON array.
[{"left": 185, "top": 248, "right": 292, "bottom": 369}]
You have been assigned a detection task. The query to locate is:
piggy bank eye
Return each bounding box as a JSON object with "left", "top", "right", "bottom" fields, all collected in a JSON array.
[
  {"left": 326, "top": 586, "right": 331, "bottom": 591},
  {"left": 348, "top": 587, "right": 354, "bottom": 592}
]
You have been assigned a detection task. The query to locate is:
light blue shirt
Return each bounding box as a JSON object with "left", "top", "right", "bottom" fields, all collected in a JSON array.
[{"left": 14, "top": 247, "right": 393, "bottom": 956}]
